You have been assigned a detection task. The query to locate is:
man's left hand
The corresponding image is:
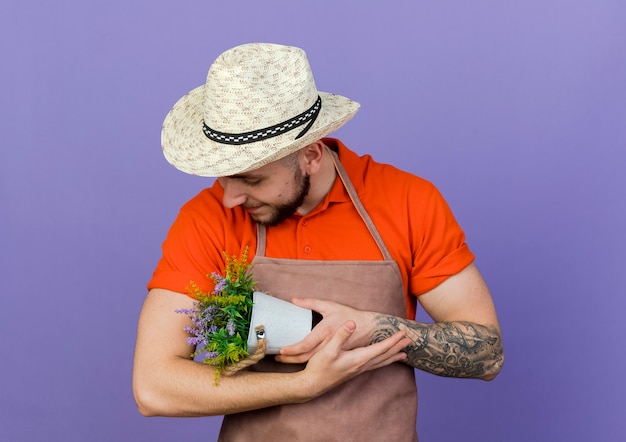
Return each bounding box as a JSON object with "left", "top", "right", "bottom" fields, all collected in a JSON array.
[{"left": 276, "top": 298, "right": 376, "bottom": 364}]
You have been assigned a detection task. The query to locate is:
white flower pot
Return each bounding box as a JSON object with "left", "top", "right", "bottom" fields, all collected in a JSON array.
[{"left": 247, "top": 291, "right": 313, "bottom": 354}]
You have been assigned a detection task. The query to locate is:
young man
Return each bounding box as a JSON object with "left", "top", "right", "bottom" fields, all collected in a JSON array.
[{"left": 133, "top": 43, "right": 503, "bottom": 441}]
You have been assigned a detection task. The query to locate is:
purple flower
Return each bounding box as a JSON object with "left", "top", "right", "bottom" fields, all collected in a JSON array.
[
  {"left": 211, "top": 273, "right": 227, "bottom": 294},
  {"left": 183, "top": 325, "right": 198, "bottom": 334},
  {"left": 175, "top": 307, "right": 198, "bottom": 316},
  {"left": 176, "top": 246, "right": 254, "bottom": 383},
  {"left": 187, "top": 336, "right": 201, "bottom": 346},
  {"left": 196, "top": 336, "right": 208, "bottom": 347}
]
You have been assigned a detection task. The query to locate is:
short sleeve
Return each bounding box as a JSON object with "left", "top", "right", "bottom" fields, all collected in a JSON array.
[
  {"left": 409, "top": 184, "right": 474, "bottom": 295},
  {"left": 147, "top": 206, "right": 223, "bottom": 297}
]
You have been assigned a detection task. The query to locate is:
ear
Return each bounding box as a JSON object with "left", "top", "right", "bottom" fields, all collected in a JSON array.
[{"left": 300, "top": 140, "right": 326, "bottom": 174}]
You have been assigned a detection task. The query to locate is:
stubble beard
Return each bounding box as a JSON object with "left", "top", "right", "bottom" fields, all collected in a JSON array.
[{"left": 256, "top": 168, "right": 311, "bottom": 227}]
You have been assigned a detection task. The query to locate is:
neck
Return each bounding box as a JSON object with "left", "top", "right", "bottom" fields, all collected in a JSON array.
[{"left": 297, "top": 148, "right": 336, "bottom": 215}]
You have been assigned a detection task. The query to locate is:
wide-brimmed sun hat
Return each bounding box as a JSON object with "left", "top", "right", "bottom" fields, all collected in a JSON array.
[{"left": 161, "top": 43, "right": 360, "bottom": 177}]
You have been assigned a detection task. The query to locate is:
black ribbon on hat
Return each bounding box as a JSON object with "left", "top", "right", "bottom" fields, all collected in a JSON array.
[{"left": 202, "top": 96, "right": 321, "bottom": 145}]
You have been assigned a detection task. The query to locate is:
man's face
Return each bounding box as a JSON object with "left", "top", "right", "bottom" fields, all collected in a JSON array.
[{"left": 217, "top": 155, "right": 311, "bottom": 226}]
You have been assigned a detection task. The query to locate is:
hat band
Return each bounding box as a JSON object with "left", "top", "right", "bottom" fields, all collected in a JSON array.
[{"left": 202, "top": 96, "right": 322, "bottom": 145}]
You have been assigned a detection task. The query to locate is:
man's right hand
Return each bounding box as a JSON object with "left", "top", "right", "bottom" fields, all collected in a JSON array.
[{"left": 296, "top": 320, "right": 410, "bottom": 399}]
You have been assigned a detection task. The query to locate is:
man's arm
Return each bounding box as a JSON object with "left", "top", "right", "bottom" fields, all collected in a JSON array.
[
  {"left": 390, "top": 262, "right": 504, "bottom": 380},
  {"left": 132, "top": 288, "right": 411, "bottom": 417},
  {"left": 371, "top": 319, "right": 503, "bottom": 380},
  {"left": 279, "top": 264, "right": 503, "bottom": 381},
  {"left": 368, "top": 263, "right": 503, "bottom": 380}
]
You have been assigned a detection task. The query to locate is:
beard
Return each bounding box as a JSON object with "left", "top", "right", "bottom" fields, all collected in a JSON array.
[{"left": 257, "top": 168, "right": 311, "bottom": 226}]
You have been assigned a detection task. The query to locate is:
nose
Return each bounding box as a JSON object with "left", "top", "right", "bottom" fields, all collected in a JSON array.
[{"left": 219, "top": 178, "right": 247, "bottom": 208}]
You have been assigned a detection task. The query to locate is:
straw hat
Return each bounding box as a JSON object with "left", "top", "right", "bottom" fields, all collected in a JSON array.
[{"left": 161, "top": 43, "right": 360, "bottom": 177}]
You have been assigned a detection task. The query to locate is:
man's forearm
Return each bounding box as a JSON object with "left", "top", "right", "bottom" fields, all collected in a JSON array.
[{"left": 370, "top": 315, "right": 504, "bottom": 380}]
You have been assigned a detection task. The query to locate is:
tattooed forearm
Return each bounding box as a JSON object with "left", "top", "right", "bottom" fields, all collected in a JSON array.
[{"left": 371, "top": 316, "right": 504, "bottom": 380}]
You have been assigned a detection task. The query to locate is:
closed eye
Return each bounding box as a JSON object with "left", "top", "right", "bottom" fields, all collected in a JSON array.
[
  {"left": 222, "top": 174, "right": 265, "bottom": 188},
  {"left": 239, "top": 177, "right": 263, "bottom": 187}
]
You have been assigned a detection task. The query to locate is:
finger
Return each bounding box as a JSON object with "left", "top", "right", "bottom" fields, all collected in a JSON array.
[
  {"left": 352, "top": 332, "right": 409, "bottom": 370},
  {"left": 279, "top": 324, "right": 328, "bottom": 356},
  {"left": 284, "top": 320, "right": 354, "bottom": 361},
  {"left": 284, "top": 321, "right": 354, "bottom": 364},
  {"left": 319, "top": 320, "right": 356, "bottom": 357},
  {"left": 277, "top": 318, "right": 342, "bottom": 364},
  {"left": 365, "top": 336, "right": 412, "bottom": 370},
  {"left": 291, "top": 297, "right": 333, "bottom": 314},
  {"left": 276, "top": 338, "right": 327, "bottom": 364},
  {"left": 367, "top": 352, "right": 408, "bottom": 371}
]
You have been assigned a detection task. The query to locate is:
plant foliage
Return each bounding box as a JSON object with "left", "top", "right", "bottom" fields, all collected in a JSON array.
[{"left": 177, "top": 246, "right": 255, "bottom": 384}]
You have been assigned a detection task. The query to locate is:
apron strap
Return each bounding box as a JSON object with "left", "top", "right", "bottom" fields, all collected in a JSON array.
[
  {"left": 327, "top": 147, "right": 393, "bottom": 261},
  {"left": 256, "top": 146, "right": 393, "bottom": 261},
  {"left": 256, "top": 223, "right": 268, "bottom": 256}
]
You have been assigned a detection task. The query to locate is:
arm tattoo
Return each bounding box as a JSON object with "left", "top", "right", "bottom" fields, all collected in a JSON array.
[{"left": 371, "top": 315, "right": 504, "bottom": 379}]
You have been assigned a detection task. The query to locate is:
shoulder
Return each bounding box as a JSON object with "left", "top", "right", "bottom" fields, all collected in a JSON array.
[
  {"left": 329, "top": 139, "right": 436, "bottom": 207},
  {"left": 177, "top": 182, "right": 246, "bottom": 222},
  {"left": 179, "top": 182, "right": 224, "bottom": 216},
  {"left": 171, "top": 183, "right": 252, "bottom": 245}
]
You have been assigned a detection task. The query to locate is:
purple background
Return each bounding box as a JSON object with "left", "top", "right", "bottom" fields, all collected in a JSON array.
[{"left": 2, "top": 1, "right": 625, "bottom": 441}]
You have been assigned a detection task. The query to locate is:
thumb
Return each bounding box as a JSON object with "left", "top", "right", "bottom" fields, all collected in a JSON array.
[
  {"left": 330, "top": 320, "right": 356, "bottom": 346},
  {"left": 292, "top": 297, "right": 326, "bottom": 311}
]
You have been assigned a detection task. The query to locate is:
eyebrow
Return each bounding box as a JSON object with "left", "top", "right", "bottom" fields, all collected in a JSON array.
[{"left": 227, "top": 173, "right": 264, "bottom": 180}]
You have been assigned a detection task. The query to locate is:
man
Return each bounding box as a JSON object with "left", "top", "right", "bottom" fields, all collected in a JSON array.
[{"left": 133, "top": 43, "right": 503, "bottom": 441}]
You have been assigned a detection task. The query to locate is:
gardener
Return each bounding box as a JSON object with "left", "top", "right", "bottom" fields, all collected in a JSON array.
[{"left": 133, "top": 43, "right": 503, "bottom": 441}]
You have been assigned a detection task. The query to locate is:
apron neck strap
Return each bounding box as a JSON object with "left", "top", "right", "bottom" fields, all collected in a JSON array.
[{"left": 256, "top": 146, "right": 393, "bottom": 261}]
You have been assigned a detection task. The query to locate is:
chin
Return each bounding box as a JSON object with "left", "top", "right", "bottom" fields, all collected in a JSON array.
[{"left": 251, "top": 213, "right": 276, "bottom": 226}]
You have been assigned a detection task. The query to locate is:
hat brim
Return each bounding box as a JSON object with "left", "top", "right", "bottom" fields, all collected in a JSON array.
[{"left": 161, "top": 86, "right": 360, "bottom": 177}]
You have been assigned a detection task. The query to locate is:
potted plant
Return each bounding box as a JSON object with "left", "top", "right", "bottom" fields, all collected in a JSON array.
[{"left": 177, "top": 247, "right": 313, "bottom": 384}]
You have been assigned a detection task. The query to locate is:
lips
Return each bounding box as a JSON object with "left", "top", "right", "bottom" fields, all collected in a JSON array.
[{"left": 244, "top": 205, "right": 262, "bottom": 214}]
